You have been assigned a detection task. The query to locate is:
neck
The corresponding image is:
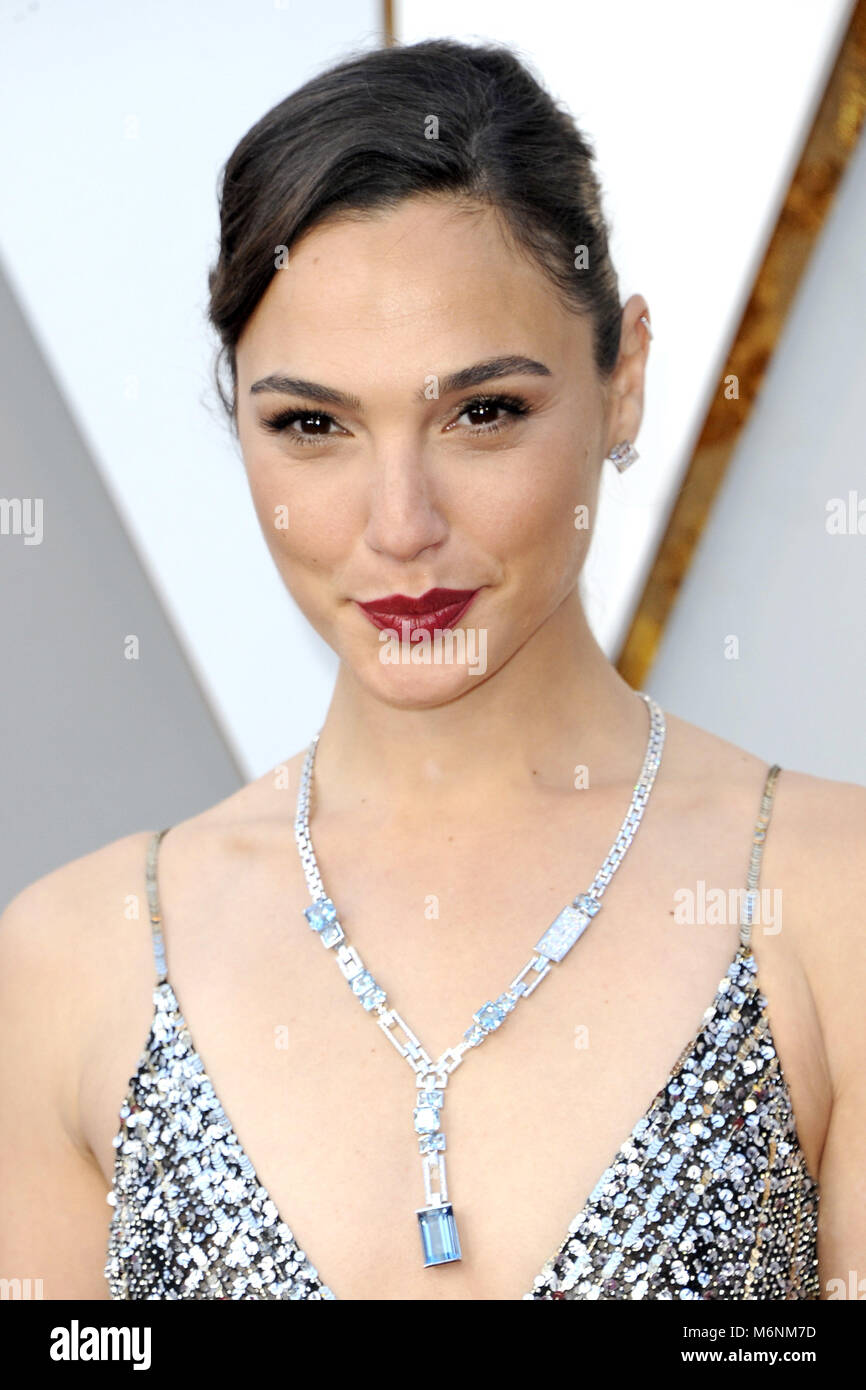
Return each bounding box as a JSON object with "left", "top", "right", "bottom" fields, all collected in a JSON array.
[{"left": 309, "top": 590, "right": 652, "bottom": 815}]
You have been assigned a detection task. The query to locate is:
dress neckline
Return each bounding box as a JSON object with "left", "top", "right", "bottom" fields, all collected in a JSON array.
[{"left": 111, "top": 937, "right": 818, "bottom": 1300}]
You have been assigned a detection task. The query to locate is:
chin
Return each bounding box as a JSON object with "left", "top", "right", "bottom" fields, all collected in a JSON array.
[{"left": 357, "top": 649, "right": 493, "bottom": 708}]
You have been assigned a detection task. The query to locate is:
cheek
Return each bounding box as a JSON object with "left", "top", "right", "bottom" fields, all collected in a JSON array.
[
  {"left": 470, "top": 443, "right": 595, "bottom": 590},
  {"left": 246, "top": 457, "right": 358, "bottom": 574}
]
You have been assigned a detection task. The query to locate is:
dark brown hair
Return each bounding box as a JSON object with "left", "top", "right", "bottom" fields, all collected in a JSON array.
[{"left": 207, "top": 37, "right": 623, "bottom": 434}]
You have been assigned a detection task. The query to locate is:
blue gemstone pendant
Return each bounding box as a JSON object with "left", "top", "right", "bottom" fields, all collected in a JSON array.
[{"left": 416, "top": 1202, "right": 462, "bottom": 1266}]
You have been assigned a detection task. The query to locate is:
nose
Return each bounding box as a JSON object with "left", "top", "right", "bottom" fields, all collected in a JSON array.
[{"left": 363, "top": 444, "right": 449, "bottom": 562}]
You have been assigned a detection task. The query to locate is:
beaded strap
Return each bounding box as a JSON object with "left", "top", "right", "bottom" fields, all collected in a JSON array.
[
  {"left": 145, "top": 827, "right": 171, "bottom": 984},
  {"left": 738, "top": 764, "right": 781, "bottom": 951}
]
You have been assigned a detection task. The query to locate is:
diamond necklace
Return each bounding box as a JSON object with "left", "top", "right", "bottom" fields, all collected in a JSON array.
[{"left": 293, "top": 690, "right": 666, "bottom": 1268}]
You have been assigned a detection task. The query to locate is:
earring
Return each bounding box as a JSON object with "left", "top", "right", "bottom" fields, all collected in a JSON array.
[{"left": 607, "top": 440, "right": 639, "bottom": 472}]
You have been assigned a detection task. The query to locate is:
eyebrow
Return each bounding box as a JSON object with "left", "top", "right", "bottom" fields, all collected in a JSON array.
[{"left": 249, "top": 355, "right": 552, "bottom": 411}]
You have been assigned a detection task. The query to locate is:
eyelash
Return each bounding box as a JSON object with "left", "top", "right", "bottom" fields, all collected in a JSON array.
[{"left": 259, "top": 393, "right": 532, "bottom": 447}]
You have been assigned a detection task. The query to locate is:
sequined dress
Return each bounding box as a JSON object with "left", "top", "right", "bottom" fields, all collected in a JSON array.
[{"left": 104, "top": 764, "right": 820, "bottom": 1300}]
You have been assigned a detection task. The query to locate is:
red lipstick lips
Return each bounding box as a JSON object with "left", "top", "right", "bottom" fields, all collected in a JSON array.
[{"left": 356, "top": 586, "right": 480, "bottom": 636}]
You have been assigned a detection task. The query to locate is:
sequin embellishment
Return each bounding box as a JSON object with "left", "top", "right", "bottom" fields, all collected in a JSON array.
[
  {"left": 105, "top": 773, "right": 820, "bottom": 1301},
  {"left": 524, "top": 945, "right": 819, "bottom": 1300},
  {"left": 104, "top": 937, "right": 819, "bottom": 1299}
]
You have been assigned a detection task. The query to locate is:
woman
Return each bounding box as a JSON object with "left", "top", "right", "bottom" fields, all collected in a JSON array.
[{"left": 1, "top": 37, "right": 862, "bottom": 1303}]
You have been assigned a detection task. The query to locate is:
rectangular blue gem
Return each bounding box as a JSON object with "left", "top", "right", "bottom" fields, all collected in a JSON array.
[
  {"left": 534, "top": 901, "right": 599, "bottom": 962},
  {"left": 416, "top": 1203, "right": 462, "bottom": 1266}
]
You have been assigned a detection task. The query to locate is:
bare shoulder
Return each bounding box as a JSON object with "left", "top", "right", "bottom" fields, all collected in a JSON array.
[
  {"left": 0, "top": 825, "right": 157, "bottom": 998},
  {"left": 663, "top": 708, "right": 866, "bottom": 1059},
  {"left": 1, "top": 747, "right": 306, "bottom": 929},
  {"left": 2, "top": 826, "right": 156, "bottom": 931},
  {"left": 0, "top": 829, "right": 157, "bottom": 1138},
  {"left": 0, "top": 750, "right": 307, "bottom": 974},
  {"left": 756, "top": 758, "right": 866, "bottom": 1086},
  {"left": 0, "top": 753, "right": 307, "bottom": 1141},
  {"left": 663, "top": 705, "right": 866, "bottom": 893},
  {"left": 662, "top": 704, "right": 866, "bottom": 854}
]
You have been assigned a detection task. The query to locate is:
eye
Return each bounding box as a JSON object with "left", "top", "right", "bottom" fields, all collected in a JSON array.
[
  {"left": 258, "top": 408, "right": 345, "bottom": 445},
  {"left": 447, "top": 393, "right": 531, "bottom": 437}
]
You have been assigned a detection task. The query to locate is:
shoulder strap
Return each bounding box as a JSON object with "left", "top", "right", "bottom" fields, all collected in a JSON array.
[
  {"left": 738, "top": 764, "right": 781, "bottom": 951},
  {"left": 145, "top": 828, "right": 171, "bottom": 984}
]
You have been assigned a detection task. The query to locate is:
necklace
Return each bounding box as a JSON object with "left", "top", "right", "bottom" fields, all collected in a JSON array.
[{"left": 293, "top": 691, "right": 666, "bottom": 1268}]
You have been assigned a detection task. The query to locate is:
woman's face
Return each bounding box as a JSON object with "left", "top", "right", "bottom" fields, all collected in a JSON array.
[{"left": 235, "top": 195, "right": 640, "bottom": 706}]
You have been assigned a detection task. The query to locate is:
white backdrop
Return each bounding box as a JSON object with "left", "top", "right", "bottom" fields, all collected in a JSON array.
[{"left": 647, "top": 117, "right": 866, "bottom": 785}]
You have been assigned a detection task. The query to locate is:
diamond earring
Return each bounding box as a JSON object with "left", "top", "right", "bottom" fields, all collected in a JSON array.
[{"left": 607, "top": 440, "right": 639, "bottom": 472}]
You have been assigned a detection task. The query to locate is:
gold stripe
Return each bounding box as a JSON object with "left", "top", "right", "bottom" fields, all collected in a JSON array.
[
  {"left": 382, "top": 0, "right": 396, "bottom": 47},
  {"left": 616, "top": 1, "right": 866, "bottom": 688}
]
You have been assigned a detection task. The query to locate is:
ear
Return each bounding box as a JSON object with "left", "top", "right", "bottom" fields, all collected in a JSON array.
[{"left": 603, "top": 295, "right": 651, "bottom": 457}]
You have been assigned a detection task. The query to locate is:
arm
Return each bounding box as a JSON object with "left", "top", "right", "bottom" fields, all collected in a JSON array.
[
  {"left": 790, "top": 776, "right": 866, "bottom": 1297},
  {"left": 818, "top": 1072, "right": 866, "bottom": 1298},
  {"left": 814, "top": 847, "right": 866, "bottom": 1299},
  {"left": 0, "top": 875, "right": 114, "bottom": 1300}
]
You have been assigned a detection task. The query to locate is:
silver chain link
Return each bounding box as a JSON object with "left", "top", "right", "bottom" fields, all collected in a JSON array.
[{"left": 293, "top": 691, "right": 665, "bottom": 1214}]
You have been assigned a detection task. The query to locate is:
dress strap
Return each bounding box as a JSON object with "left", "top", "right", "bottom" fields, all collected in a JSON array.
[
  {"left": 145, "top": 828, "right": 171, "bottom": 984},
  {"left": 738, "top": 764, "right": 781, "bottom": 951}
]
